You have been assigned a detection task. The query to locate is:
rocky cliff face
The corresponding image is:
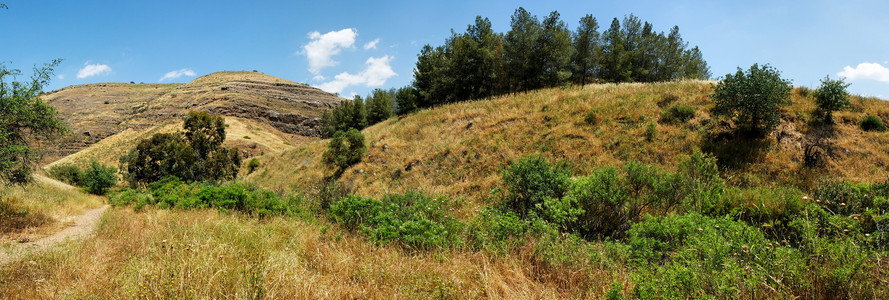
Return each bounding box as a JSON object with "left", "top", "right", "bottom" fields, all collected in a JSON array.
[{"left": 40, "top": 71, "right": 345, "bottom": 163}]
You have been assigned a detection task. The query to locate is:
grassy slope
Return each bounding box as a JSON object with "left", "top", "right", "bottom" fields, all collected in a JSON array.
[
  {"left": 248, "top": 80, "right": 889, "bottom": 213},
  {"left": 0, "top": 175, "right": 104, "bottom": 240},
  {"left": 44, "top": 116, "right": 304, "bottom": 171}
]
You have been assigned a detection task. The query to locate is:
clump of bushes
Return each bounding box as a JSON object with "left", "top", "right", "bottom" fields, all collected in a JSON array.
[
  {"left": 584, "top": 111, "right": 598, "bottom": 125},
  {"left": 328, "top": 191, "right": 463, "bottom": 250},
  {"left": 108, "top": 177, "right": 300, "bottom": 217},
  {"left": 246, "top": 158, "right": 260, "bottom": 174},
  {"left": 47, "top": 164, "right": 84, "bottom": 186},
  {"left": 47, "top": 161, "right": 117, "bottom": 195},
  {"left": 659, "top": 105, "right": 695, "bottom": 123},
  {"left": 860, "top": 115, "right": 886, "bottom": 132},
  {"left": 322, "top": 128, "right": 366, "bottom": 177}
]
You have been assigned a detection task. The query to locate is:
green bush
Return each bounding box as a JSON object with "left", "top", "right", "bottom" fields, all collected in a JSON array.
[
  {"left": 47, "top": 164, "right": 83, "bottom": 186},
  {"left": 246, "top": 158, "right": 260, "bottom": 174},
  {"left": 584, "top": 111, "right": 598, "bottom": 126},
  {"left": 328, "top": 191, "right": 463, "bottom": 250},
  {"left": 860, "top": 115, "right": 886, "bottom": 132},
  {"left": 322, "top": 128, "right": 366, "bottom": 177},
  {"left": 659, "top": 105, "right": 695, "bottom": 123},
  {"left": 644, "top": 121, "right": 656, "bottom": 141},
  {"left": 711, "top": 63, "right": 792, "bottom": 136},
  {"left": 109, "top": 188, "right": 153, "bottom": 209},
  {"left": 467, "top": 208, "right": 530, "bottom": 254},
  {"left": 501, "top": 155, "right": 571, "bottom": 218},
  {"left": 82, "top": 161, "right": 117, "bottom": 195}
]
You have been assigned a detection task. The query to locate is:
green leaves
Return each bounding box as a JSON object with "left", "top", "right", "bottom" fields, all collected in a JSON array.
[
  {"left": 0, "top": 60, "right": 67, "bottom": 184},
  {"left": 711, "top": 63, "right": 792, "bottom": 136},
  {"left": 322, "top": 128, "right": 366, "bottom": 177},
  {"left": 814, "top": 75, "right": 851, "bottom": 123}
]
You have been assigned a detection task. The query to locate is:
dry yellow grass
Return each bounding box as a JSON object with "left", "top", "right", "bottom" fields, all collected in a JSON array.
[
  {"left": 0, "top": 208, "right": 622, "bottom": 299},
  {"left": 44, "top": 116, "right": 304, "bottom": 171},
  {"left": 248, "top": 80, "right": 889, "bottom": 216},
  {"left": 0, "top": 175, "right": 104, "bottom": 240}
]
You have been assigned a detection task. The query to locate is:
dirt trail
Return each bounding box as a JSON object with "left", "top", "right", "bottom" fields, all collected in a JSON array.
[{"left": 0, "top": 204, "right": 109, "bottom": 265}]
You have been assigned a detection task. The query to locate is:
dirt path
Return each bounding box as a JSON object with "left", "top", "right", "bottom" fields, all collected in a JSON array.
[{"left": 0, "top": 204, "right": 109, "bottom": 265}]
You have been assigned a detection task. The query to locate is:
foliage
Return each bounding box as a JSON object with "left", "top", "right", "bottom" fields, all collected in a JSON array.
[
  {"left": 644, "top": 121, "right": 656, "bottom": 141},
  {"left": 466, "top": 208, "right": 530, "bottom": 254},
  {"left": 813, "top": 76, "right": 851, "bottom": 123},
  {"left": 320, "top": 96, "right": 367, "bottom": 138},
  {"left": 246, "top": 158, "right": 260, "bottom": 174},
  {"left": 659, "top": 105, "right": 695, "bottom": 123},
  {"left": 0, "top": 60, "right": 67, "bottom": 184},
  {"left": 322, "top": 129, "right": 366, "bottom": 177},
  {"left": 412, "top": 8, "right": 709, "bottom": 109},
  {"left": 109, "top": 177, "right": 300, "bottom": 217},
  {"left": 47, "top": 164, "right": 84, "bottom": 186},
  {"left": 328, "top": 192, "right": 463, "bottom": 250},
  {"left": 366, "top": 88, "right": 395, "bottom": 124},
  {"left": 711, "top": 63, "right": 792, "bottom": 136},
  {"left": 82, "top": 160, "right": 117, "bottom": 195},
  {"left": 120, "top": 111, "right": 241, "bottom": 186},
  {"left": 500, "top": 155, "right": 571, "bottom": 217},
  {"left": 583, "top": 110, "right": 598, "bottom": 125},
  {"left": 394, "top": 86, "right": 418, "bottom": 115},
  {"left": 859, "top": 115, "right": 886, "bottom": 132}
]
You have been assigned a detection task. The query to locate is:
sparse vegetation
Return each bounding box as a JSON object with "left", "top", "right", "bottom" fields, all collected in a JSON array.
[
  {"left": 660, "top": 105, "right": 695, "bottom": 123},
  {"left": 322, "top": 129, "right": 366, "bottom": 177}
]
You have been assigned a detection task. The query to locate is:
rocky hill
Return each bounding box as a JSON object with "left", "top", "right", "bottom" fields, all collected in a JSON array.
[{"left": 40, "top": 71, "right": 345, "bottom": 163}]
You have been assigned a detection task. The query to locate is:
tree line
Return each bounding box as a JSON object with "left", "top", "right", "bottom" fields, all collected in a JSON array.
[{"left": 321, "top": 8, "right": 711, "bottom": 135}]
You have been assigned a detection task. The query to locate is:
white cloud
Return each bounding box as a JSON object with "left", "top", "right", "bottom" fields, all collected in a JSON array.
[
  {"left": 77, "top": 63, "right": 111, "bottom": 79},
  {"left": 159, "top": 68, "right": 197, "bottom": 81},
  {"left": 318, "top": 55, "right": 397, "bottom": 94},
  {"left": 302, "top": 28, "right": 356, "bottom": 74},
  {"left": 363, "top": 38, "right": 380, "bottom": 50},
  {"left": 312, "top": 75, "right": 326, "bottom": 81},
  {"left": 57, "top": 74, "right": 65, "bottom": 80},
  {"left": 837, "top": 62, "right": 889, "bottom": 83}
]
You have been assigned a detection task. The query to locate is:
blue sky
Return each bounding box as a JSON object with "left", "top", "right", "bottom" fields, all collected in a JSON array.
[{"left": 1, "top": 0, "right": 888, "bottom": 99}]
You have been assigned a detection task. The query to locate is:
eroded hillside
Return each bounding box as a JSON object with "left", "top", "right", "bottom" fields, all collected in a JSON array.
[{"left": 41, "top": 71, "right": 345, "bottom": 163}]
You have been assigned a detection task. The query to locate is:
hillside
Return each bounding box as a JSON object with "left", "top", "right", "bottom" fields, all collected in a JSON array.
[
  {"left": 40, "top": 71, "right": 345, "bottom": 163},
  {"left": 247, "top": 80, "right": 889, "bottom": 210}
]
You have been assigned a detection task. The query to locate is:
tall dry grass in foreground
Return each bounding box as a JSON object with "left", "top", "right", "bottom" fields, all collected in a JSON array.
[
  {"left": 0, "top": 175, "right": 104, "bottom": 238},
  {"left": 0, "top": 208, "right": 623, "bottom": 299}
]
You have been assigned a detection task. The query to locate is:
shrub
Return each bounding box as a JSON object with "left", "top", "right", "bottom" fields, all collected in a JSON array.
[
  {"left": 813, "top": 76, "right": 851, "bottom": 123},
  {"left": 584, "top": 111, "right": 598, "bottom": 125},
  {"left": 467, "top": 208, "right": 530, "bottom": 254},
  {"left": 328, "top": 192, "right": 463, "bottom": 250},
  {"left": 322, "top": 128, "right": 366, "bottom": 177},
  {"left": 644, "top": 121, "right": 656, "bottom": 141},
  {"left": 246, "top": 158, "right": 260, "bottom": 174},
  {"left": 860, "top": 115, "right": 886, "bottom": 132},
  {"left": 108, "top": 188, "right": 153, "bottom": 209},
  {"left": 711, "top": 63, "right": 792, "bottom": 136},
  {"left": 82, "top": 160, "right": 117, "bottom": 195},
  {"left": 47, "top": 164, "right": 83, "bottom": 186},
  {"left": 659, "top": 105, "right": 695, "bottom": 123},
  {"left": 501, "top": 155, "right": 571, "bottom": 218}
]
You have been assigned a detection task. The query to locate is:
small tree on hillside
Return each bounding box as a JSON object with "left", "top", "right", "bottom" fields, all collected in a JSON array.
[
  {"left": 322, "top": 129, "right": 366, "bottom": 178},
  {"left": 814, "top": 75, "right": 851, "bottom": 124},
  {"left": 83, "top": 160, "right": 117, "bottom": 195},
  {"left": 0, "top": 60, "right": 67, "bottom": 184},
  {"left": 711, "top": 64, "right": 792, "bottom": 136}
]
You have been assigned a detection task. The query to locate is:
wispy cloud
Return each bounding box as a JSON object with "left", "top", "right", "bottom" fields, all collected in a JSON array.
[
  {"left": 363, "top": 38, "right": 380, "bottom": 50},
  {"left": 318, "top": 55, "right": 397, "bottom": 94},
  {"left": 302, "top": 28, "right": 357, "bottom": 74},
  {"left": 57, "top": 74, "right": 65, "bottom": 80},
  {"left": 159, "top": 68, "right": 197, "bottom": 81},
  {"left": 77, "top": 63, "right": 111, "bottom": 79},
  {"left": 838, "top": 62, "right": 889, "bottom": 83}
]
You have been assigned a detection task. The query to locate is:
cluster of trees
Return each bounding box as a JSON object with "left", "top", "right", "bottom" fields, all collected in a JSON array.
[
  {"left": 404, "top": 8, "right": 711, "bottom": 111},
  {"left": 120, "top": 111, "right": 241, "bottom": 186},
  {"left": 320, "top": 88, "right": 405, "bottom": 137}
]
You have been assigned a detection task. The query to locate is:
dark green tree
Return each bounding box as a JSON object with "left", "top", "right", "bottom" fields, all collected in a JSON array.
[
  {"left": 813, "top": 75, "right": 851, "bottom": 123},
  {"left": 537, "top": 11, "right": 572, "bottom": 87},
  {"left": 599, "top": 18, "right": 630, "bottom": 82},
  {"left": 413, "top": 44, "right": 450, "bottom": 107},
  {"left": 711, "top": 64, "right": 792, "bottom": 136},
  {"left": 366, "top": 88, "right": 394, "bottom": 125},
  {"left": 571, "top": 14, "right": 600, "bottom": 85},
  {"left": 83, "top": 160, "right": 117, "bottom": 195},
  {"left": 322, "top": 129, "right": 366, "bottom": 177},
  {"left": 320, "top": 96, "right": 368, "bottom": 138},
  {"left": 120, "top": 112, "right": 241, "bottom": 186},
  {"left": 0, "top": 60, "right": 67, "bottom": 184},
  {"left": 394, "top": 86, "right": 418, "bottom": 115},
  {"left": 504, "top": 7, "right": 541, "bottom": 92}
]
